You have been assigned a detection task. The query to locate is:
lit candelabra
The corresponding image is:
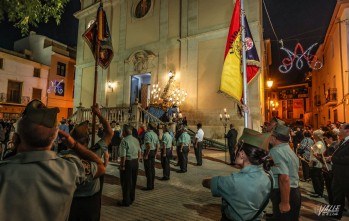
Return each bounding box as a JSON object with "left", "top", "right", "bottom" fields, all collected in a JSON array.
[
  {"left": 150, "top": 83, "right": 162, "bottom": 104},
  {"left": 149, "top": 71, "right": 188, "bottom": 108},
  {"left": 168, "top": 88, "right": 187, "bottom": 106},
  {"left": 220, "top": 108, "right": 230, "bottom": 163}
]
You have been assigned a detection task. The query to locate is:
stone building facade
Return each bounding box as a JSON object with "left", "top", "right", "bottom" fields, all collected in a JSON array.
[{"left": 74, "top": 0, "right": 266, "bottom": 138}]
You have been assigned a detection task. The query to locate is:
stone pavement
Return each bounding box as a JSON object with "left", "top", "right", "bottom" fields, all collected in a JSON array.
[{"left": 100, "top": 148, "right": 349, "bottom": 221}]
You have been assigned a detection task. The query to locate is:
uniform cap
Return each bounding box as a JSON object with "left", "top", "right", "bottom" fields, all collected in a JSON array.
[
  {"left": 21, "top": 99, "right": 60, "bottom": 128},
  {"left": 70, "top": 120, "right": 90, "bottom": 139},
  {"left": 148, "top": 122, "right": 157, "bottom": 130},
  {"left": 272, "top": 123, "right": 290, "bottom": 138},
  {"left": 238, "top": 128, "right": 271, "bottom": 150},
  {"left": 271, "top": 116, "right": 285, "bottom": 125}
]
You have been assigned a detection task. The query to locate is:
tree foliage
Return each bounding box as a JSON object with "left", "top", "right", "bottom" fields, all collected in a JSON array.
[{"left": 0, "top": 0, "right": 70, "bottom": 35}]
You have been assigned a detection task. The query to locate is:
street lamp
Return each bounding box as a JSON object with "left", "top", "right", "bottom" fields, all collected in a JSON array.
[
  {"left": 220, "top": 108, "right": 230, "bottom": 163},
  {"left": 266, "top": 79, "right": 274, "bottom": 122},
  {"left": 267, "top": 79, "right": 273, "bottom": 88}
]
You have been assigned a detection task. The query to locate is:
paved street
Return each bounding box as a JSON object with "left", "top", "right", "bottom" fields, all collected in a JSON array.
[{"left": 100, "top": 149, "right": 349, "bottom": 221}]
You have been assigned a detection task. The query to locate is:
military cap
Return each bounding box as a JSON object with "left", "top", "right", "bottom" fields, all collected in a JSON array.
[
  {"left": 271, "top": 116, "right": 285, "bottom": 125},
  {"left": 70, "top": 120, "right": 90, "bottom": 139},
  {"left": 21, "top": 99, "right": 60, "bottom": 128},
  {"left": 272, "top": 123, "right": 290, "bottom": 137},
  {"left": 148, "top": 122, "right": 157, "bottom": 130},
  {"left": 238, "top": 128, "right": 271, "bottom": 150}
]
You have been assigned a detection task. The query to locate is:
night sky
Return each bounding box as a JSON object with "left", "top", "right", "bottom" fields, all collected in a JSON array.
[
  {"left": 0, "top": 0, "right": 80, "bottom": 50},
  {"left": 263, "top": 0, "right": 337, "bottom": 86}
]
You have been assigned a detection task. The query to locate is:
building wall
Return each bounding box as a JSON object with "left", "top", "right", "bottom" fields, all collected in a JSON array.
[
  {"left": 312, "top": 2, "right": 349, "bottom": 127},
  {"left": 0, "top": 50, "right": 49, "bottom": 120},
  {"left": 74, "top": 0, "right": 264, "bottom": 138},
  {"left": 14, "top": 33, "right": 76, "bottom": 120}
]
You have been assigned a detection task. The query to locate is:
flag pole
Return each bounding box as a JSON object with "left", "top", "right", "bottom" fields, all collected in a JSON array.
[
  {"left": 240, "top": 0, "right": 249, "bottom": 128},
  {"left": 91, "top": 4, "right": 101, "bottom": 147}
]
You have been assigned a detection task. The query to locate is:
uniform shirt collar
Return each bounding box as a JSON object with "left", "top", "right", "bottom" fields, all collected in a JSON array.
[{"left": 8, "top": 151, "right": 58, "bottom": 163}]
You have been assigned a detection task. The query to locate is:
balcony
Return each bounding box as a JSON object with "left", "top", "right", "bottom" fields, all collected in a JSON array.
[
  {"left": 0, "top": 93, "right": 30, "bottom": 105},
  {"left": 325, "top": 88, "right": 337, "bottom": 106},
  {"left": 314, "top": 94, "right": 321, "bottom": 106}
]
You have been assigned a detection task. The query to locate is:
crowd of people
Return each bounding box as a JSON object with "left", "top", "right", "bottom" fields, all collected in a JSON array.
[
  {"left": 1, "top": 99, "right": 349, "bottom": 221},
  {"left": 0, "top": 99, "right": 207, "bottom": 221}
]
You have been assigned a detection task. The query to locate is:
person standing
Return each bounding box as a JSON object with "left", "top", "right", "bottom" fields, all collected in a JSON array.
[
  {"left": 160, "top": 125, "right": 172, "bottom": 180},
  {"left": 309, "top": 129, "right": 325, "bottom": 198},
  {"left": 322, "top": 131, "right": 338, "bottom": 205},
  {"left": 202, "top": 128, "right": 272, "bottom": 221},
  {"left": 194, "top": 123, "right": 204, "bottom": 166},
  {"left": 0, "top": 99, "right": 106, "bottom": 221},
  {"left": 110, "top": 121, "right": 122, "bottom": 162},
  {"left": 176, "top": 126, "right": 191, "bottom": 173},
  {"left": 67, "top": 103, "right": 113, "bottom": 221},
  {"left": 297, "top": 130, "right": 313, "bottom": 182},
  {"left": 268, "top": 123, "right": 301, "bottom": 221},
  {"left": 225, "top": 124, "right": 238, "bottom": 165},
  {"left": 328, "top": 123, "right": 349, "bottom": 219},
  {"left": 118, "top": 124, "right": 141, "bottom": 207},
  {"left": 142, "top": 122, "right": 159, "bottom": 191}
]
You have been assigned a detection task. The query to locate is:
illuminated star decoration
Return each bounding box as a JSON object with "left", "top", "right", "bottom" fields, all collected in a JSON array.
[
  {"left": 47, "top": 80, "right": 64, "bottom": 94},
  {"left": 278, "top": 42, "right": 323, "bottom": 73}
]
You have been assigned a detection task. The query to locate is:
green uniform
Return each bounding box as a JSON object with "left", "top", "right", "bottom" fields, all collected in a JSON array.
[
  {"left": 177, "top": 131, "right": 191, "bottom": 145},
  {"left": 61, "top": 139, "right": 106, "bottom": 197},
  {"left": 269, "top": 142, "right": 299, "bottom": 189},
  {"left": 162, "top": 132, "right": 172, "bottom": 149},
  {"left": 119, "top": 135, "right": 141, "bottom": 160},
  {"left": 211, "top": 165, "right": 271, "bottom": 221},
  {"left": 144, "top": 130, "right": 159, "bottom": 150},
  {"left": 0, "top": 151, "right": 96, "bottom": 221}
]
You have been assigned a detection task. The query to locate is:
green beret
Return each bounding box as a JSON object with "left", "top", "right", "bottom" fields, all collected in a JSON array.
[
  {"left": 21, "top": 99, "right": 59, "bottom": 128},
  {"left": 70, "top": 120, "right": 89, "bottom": 140},
  {"left": 272, "top": 123, "right": 290, "bottom": 138},
  {"left": 238, "top": 128, "right": 271, "bottom": 150}
]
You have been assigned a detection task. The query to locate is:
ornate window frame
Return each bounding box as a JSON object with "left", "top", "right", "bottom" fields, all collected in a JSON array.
[{"left": 131, "top": 0, "right": 154, "bottom": 20}]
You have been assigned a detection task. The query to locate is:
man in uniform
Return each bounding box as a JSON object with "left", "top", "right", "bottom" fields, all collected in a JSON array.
[
  {"left": 160, "top": 125, "right": 173, "bottom": 180},
  {"left": 225, "top": 124, "right": 238, "bottom": 165},
  {"left": 118, "top": 124, "right": 141, "bottom": 207},
  {"left": 67, "top": 103, "right": 113, "bottom": 221},
  {"left": 267, "top": 123, "right": 301, "bottom": 221},
  {"left": 328, "top": 123, "right": 349, "bottom": 219},
  {"left": 177, "top": 126, "right": 191, "bottom": 173},
  {"left": 194, "top": 123, "right": 204, "bottom": 166},
  {"left": 0, "top": 99, "right": 105, "bottom": 221},
  {"left": 142, "top": 122, "right": 159, "bottom": 190},
  {"left": 266, "top": 116, "right": 285, "bottom": 132}
]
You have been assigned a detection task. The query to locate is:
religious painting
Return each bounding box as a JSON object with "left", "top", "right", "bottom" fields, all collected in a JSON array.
[{"left": 135, "top": 0, "right": 152, "bottom": 18}]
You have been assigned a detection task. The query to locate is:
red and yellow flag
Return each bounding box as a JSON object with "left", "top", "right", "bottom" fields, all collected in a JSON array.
[{"left": 219, "top": 0, "right": 260, "bottom": 101}]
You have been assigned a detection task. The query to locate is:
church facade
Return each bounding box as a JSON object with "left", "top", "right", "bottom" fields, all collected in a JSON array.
[{"left": 74, "top": 0, "right": 266, "bottom": 138}]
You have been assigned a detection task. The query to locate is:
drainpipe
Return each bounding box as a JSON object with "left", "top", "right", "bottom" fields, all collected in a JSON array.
[{"left": 339, "top": 19, "right": 346, "bottom": 122}]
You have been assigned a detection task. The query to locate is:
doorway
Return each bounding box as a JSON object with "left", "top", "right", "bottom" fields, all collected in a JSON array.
[{"left": 130, "top": 73, "right": 151, "bottom": 108}]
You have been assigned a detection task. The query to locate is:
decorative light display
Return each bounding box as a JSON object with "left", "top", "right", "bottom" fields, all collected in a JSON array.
[
  {"left": 47, "top": 80, "right": 64, "bottom": 94},
  {"left": 278, "top": 42, "right": 323, "bottom": 73}
]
